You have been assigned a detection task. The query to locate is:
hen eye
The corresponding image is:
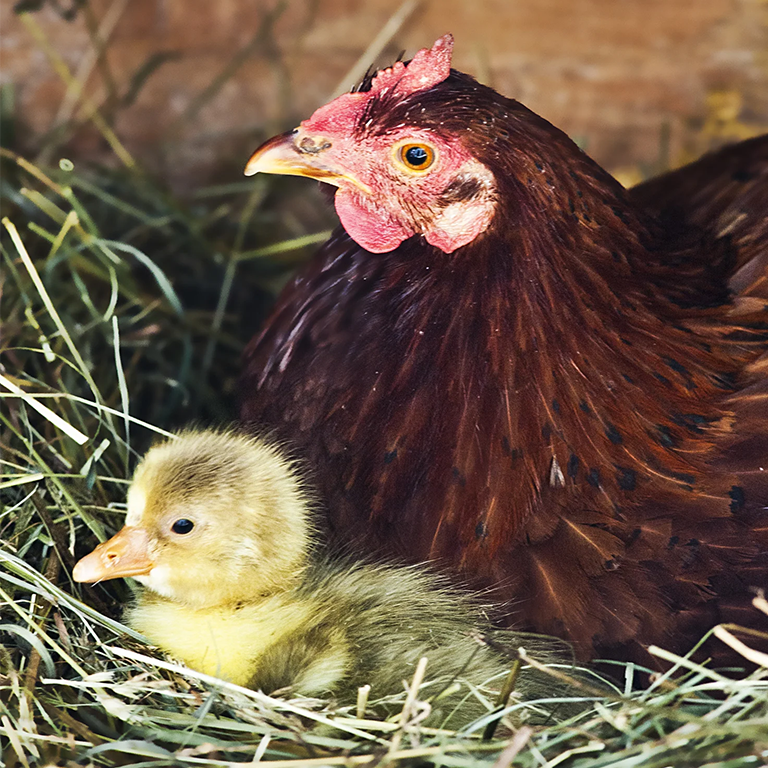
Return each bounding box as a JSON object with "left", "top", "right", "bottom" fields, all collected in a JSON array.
[
  {"left": 396, "top": 143, "right": 436, "bottom": 172},
  {"left": 171, "top": 518, "right": 194, "bottom": 535}
]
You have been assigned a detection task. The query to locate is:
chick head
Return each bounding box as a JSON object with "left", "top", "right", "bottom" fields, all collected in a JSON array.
[{"left": 73, "top": 430, "right": 313, "bottom": 609}]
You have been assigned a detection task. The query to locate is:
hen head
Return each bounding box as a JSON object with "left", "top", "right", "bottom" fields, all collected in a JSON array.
[{"left": 245, "top": 35, "right": 505, "bottom": 254}]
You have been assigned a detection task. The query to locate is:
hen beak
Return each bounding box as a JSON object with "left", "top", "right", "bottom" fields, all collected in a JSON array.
[
  {"left": 73, "top": 526, "right": 154, "bottom": 583},
  {"left": 244, "top": 132, "right": 371, "bottom": 194}
]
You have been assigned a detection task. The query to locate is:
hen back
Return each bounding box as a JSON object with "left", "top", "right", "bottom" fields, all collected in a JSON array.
[{"left": 241, "top": 59, "right": 768, "bottom": 664}]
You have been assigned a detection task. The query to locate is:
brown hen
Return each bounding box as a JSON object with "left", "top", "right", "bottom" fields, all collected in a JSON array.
[{"left": 240, "top": 35, "right": 768, "bottom": 664}]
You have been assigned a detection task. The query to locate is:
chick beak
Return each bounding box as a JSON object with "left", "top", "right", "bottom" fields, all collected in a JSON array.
[
  {"left": 73, "top": 526, "right": 154, "bottom": 583},
  {"left": 244, "top": 132, "right": 371, "bottom": 194}
]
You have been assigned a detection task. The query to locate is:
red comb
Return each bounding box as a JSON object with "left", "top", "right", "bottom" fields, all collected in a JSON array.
[
  {"left": 301, "top": 35, "right": 454, "bottom": 135},
  {"left": 369, "top": 34, "right": 454, "bottom": 97}
]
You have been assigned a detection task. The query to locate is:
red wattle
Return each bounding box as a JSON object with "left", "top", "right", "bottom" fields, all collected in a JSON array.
[{"left": 334, "top": 189, "right": 413, "bottom": 254}]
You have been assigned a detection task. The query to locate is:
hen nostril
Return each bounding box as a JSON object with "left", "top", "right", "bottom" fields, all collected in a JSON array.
[{"left": 298, "top": 136, "right": 332, "bottom": 155}]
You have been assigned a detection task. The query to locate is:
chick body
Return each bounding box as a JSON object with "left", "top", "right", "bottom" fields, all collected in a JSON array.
[
  {"left": 128, "top": 590, "right": 340, "bottom": 691},
  {"left": 74, "top": 429, "right": 569, "bottom": 716}
]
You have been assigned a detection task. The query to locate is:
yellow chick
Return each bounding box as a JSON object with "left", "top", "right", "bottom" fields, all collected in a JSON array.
[{"left": 74, "top": 429, "right": 568, "bottom": 719}]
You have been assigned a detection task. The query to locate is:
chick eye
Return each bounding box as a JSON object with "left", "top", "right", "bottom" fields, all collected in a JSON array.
[
  {"left": 396, "top": 143, "right": 436, "bottom": 172},
  {"left": 171, "top": 518, "right": 194, "bottom": 535}
]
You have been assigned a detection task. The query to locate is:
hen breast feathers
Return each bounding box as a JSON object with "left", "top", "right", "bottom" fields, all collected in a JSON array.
[{"left": 241, "top": 36, "right": 768, "bottom": 664}]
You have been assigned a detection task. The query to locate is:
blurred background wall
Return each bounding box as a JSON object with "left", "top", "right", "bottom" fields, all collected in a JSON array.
[{"left": 2, "top": 0, "right": 767, "bottom": 189}]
